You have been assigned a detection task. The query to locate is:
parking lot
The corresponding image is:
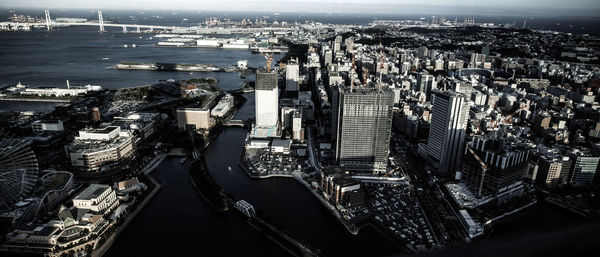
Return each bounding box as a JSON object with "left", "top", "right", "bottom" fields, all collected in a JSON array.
[{"left": 365, "top": 183, "right": 435, "bottom": 248}]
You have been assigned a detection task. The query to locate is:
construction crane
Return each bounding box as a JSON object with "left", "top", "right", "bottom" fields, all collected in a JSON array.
[
  {"left": 362, "top": 67, "right": 369, "bottom": 85},
  {"left": 263, "top": 53, "right": 274, "bottom": 72},
  {"left": 502, "top": 105, "right": 528, "bottom": 124},
  {"left": 466, "top": 144, "right": 487, "bottom": 170},
  {"left": 383, "top": 167, "right": 400, "bottom": 177}
]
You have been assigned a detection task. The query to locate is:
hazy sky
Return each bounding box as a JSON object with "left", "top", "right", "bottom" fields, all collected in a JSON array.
[{"left": 2, "top": 0, "right": 599, "bottom": 16}]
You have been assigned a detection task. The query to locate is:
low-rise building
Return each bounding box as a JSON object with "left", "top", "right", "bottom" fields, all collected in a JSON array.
[
  {"left": 65, "top": 126, "right": 134, "bottom": 172},
  {"left": 31, "top": 119, "right": 64, "bottom": 133},
  {"left": 177, "top": 108, "right": 214, "bottom": 131},
  {"left": 72, "top": 184, "right": 119, "bottom": 213}
]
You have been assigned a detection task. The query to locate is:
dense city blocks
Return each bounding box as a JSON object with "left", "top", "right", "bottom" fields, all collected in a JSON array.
[{"left": 1, "top": 2, "right": 600, "bottom": 257}]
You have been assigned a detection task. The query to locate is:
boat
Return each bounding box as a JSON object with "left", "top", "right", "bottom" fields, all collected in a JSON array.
[
  {"left": 180, "top": 157, "right": 187, "bottom": 164},
  {"left": 123, "top": 44, "right": 128, "bottom": 48},
  {"left": 228, "top": 166, "right": 233, "bottom": 172},
  {"left": 102, "top": 57, "right": 110, "bottom": 60},
  {"left": 131, "top": 44, "right": 137, "bottom": 48}
]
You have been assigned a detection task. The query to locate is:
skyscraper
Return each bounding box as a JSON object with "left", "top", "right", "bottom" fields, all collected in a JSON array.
[
  {"left": 253, "top": 68, "right": 279, "bottom": 138},
  {"left": 333, "top": 86, "right": 394, "bottom": 174},
  {"left": 285, "top": 60, "right": 299, "bottom": 92},
  {"left": 416, "top": 72, "right": 434, "bottom": 93},
  {"left": 462, "top": 136, "right": 531, "bottom": 198},
  {"left": 427, "top": 91, "right": 469, "bottom": 174}
]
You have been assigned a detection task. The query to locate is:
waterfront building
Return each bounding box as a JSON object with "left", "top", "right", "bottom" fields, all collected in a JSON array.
[
  {"left": 320, "top": 167, "right": 365, "bottom": 210},
  {"left": 65, "top": 126, "right": 134, "bottom": 173},
  {"left": 19, "top": 84, "right": 101, "bottom": 97},
  {"left": 177, "top": 108, "right": 214, "bottom": 131},
  {"left": 2, "top": 184, "right": 118, "bottom": 255},
  {"left": 72, "top": 184, "right": 119, "bottom": 213},
  {"left": 31, "top": 119, "right": 64, "bottom": 134},
  {"left": 461, "top": 136, "right": 532, "bottom": 202},
  {"left": 568, "top": 149, "right": 599, "bottom": 186},
  {"left": 252, "top": 68, "right": 280, "bottom": 138},
  {"left": 333, "top": 85, "right": 394, "bottom": 174},
  {"left": 111, "top": 112, "right": 159, "bottom": 140},
  {"left": 427, "top": 91, "right": 469, "bottom": 174},
  {"left": 0, "top": 138, "right": 39, "bottom": 211}
]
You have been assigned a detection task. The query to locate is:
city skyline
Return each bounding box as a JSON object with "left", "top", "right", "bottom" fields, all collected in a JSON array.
[
  {"left": 0, "top": 2, "right": 599, "bottom": 257},
  {"left": 1, "top": 0, "right": 600, "bottom": 16}
]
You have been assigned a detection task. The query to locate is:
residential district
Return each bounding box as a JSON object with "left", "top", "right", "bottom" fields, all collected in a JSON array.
[{"left": 1, "top": 13, "right": 599, "bottom": 257}]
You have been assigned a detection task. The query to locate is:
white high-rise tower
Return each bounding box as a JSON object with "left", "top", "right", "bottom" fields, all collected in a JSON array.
[{"left": 253, "top": 69, "right": 279, "bottom": 138}]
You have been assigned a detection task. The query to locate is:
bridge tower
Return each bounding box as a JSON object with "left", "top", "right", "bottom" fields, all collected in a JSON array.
[
  {"left": 44, "top": 9, "right": 51, "bottom": 31},
  {"left": 98, "top": 10, "right": 105, "bottom": 32},
  {"left": 136, "top": 25, "right": 141, "bottom": 33},
  {"left": 122, "top": 25, "right": 127, "bottom": 33}
]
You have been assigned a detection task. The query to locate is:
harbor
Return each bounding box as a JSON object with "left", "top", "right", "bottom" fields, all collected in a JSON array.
[{"left": 111, "top": 62, "right": 252, "bottom": 73}]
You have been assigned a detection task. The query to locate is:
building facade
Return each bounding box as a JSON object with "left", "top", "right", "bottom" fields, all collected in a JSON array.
[
  {"left": 427, "top": 91, "right": 469, "bottom": 174},
  {"left": 334, "top": 86, "right": 394, "bottom": 173}
]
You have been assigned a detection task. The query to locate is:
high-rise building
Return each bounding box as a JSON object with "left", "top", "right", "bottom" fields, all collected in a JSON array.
[
  {"left": 285, "top": 60, "right": 299, "bottom": 92},
  {"left": 416, "top": 72, "right": 434, "bottom": 93},
  {"left": 253, "top": 68, "right": 279, "bottom": 138},
  {"left": 333, "top": 35, "right": 342, "bottom": 53},
  {"left": 333, "top": 86, "right": 394, "bottom": 173},
  {"left": 461, "top": 136, "right": 532, "bottom": 199},
  {"left": 344, "top": 36, "right": 354, "bottom": 54},
  {"left": 427, "top": 91, "right": 469, "bottom": 174}
]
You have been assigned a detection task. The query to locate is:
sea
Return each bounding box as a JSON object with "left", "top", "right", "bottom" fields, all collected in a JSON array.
[{"left": 0, "top": 9, "right": 596, "bottom": 257}]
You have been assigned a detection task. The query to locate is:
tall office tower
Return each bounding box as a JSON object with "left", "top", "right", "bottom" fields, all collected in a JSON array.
[
  {"left": 416, "top": 72, "right": 434, "bottom": 93},
  {"left": 333, "top": 35, "right": 342, "bottom": 53},
  {"left": 285, "top": 59, "right": 299, "bottom": 92},
  {"left": 253, "top": 68, "right": 279, "bottom": 137},
  {"left": 345, "top": 36, "right": 354, "bottom": 54},
  {"left": 427, "top": 91, "right": 469, "bottom": 174},
  {"left": 324, "top": 50, "right": 333, "bottom": 66},
  {"left": 462, "top": 136, "right": 532, "bottom": 199},
  {"left": 333, "top": 86, "right": 394, "bottom": 174}
]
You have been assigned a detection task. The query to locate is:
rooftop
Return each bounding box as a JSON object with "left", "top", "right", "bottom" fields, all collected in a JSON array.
[{"left": 74, "top": 184, "right": 110, "bottom": 201}]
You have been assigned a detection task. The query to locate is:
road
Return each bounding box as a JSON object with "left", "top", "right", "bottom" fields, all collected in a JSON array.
[
  {"left": 396, "top": 153, "right": 467, "bottom": 246},
  {"left": 306, "top": 125, "right": 323, "bottom": 172}
]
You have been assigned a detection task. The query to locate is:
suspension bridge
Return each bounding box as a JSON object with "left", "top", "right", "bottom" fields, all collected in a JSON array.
[{"left": 0, "top": 10, "right": 185, "bottom": 32}]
